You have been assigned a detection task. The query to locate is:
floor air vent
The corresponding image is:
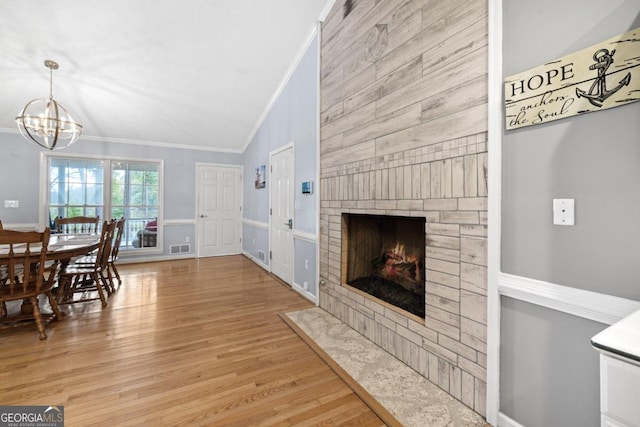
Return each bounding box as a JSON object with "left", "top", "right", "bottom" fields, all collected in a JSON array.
[
  {"left": 258, "top": 250, "right": 265, "bottom": 261},
  {"left": 170, "top": 244, "right": 191, "bottom": 254}
]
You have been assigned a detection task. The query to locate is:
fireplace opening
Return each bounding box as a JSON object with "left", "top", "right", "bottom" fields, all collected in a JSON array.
[{"left": 342, "top": 213, "right": 425, "bottom": 318}]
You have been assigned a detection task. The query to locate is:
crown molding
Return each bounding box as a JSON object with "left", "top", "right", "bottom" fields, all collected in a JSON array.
[
  {"left": 0, "top": 128, "right": 244, "bottom": 154},
  {"left": 241, "top": 23, "right": 319, "bottom": 153}
]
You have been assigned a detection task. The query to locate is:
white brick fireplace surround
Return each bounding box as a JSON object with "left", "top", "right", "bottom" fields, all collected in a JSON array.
[{"left": 318, "top": 0, "right": 489, "bottom": 417}]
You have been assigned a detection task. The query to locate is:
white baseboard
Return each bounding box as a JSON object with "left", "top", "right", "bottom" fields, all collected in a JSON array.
[
  {"left": 242, "top": 250, "right": 269, "bottom": 271},
  {"left": 242, "top": 252, "right": 316, "bottom": 303},
  {"left": 293, "top": 282, "right": 318, "bottom": 304},
  {"left": 498, "top": 412, "right": 526, "bottom": 427},
  {"left": 498, "top": 272, "right": 640, "bottom": 325}
]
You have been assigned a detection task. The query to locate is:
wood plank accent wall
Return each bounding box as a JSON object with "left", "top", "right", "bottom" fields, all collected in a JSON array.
[{"left": 318, "top": 0, "right": 489, "bottom": 417}]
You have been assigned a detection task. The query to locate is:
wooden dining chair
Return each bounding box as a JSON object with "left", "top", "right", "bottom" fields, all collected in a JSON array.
[
  {"left": 107, "top": 217, "right": 125, "bottom": 292},
  {"left": 0, "top": 228, "right": 61, "bottom": 340},
  {"left": 54, "top": 216, "right": 100, "bottom": 234},
  {"left": 74, "top": 217, "right": 125, "bottom": 294},
  {"left": 58, "top": 219, "right": 116, "bottom": 307}
]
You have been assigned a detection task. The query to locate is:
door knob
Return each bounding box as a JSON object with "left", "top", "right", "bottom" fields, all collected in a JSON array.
[
  {"left": 199, "top": 214, "right": 208, "bottom": 218},
  {"left": 284, "top": 218, "right": 292, "bottom": 229}
]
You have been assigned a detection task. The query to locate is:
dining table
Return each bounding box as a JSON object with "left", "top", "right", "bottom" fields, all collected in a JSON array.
[
  {"left": 0, "top": 232, "right": 101, "bottom": 317},
  {"left": 0, "top": 233, "right": 100, "bottom": 259},
  {"left": 45, "top": 233, "right": 101, "bottom": 261}
]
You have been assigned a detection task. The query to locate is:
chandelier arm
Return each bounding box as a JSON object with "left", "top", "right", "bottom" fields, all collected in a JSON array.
[
  {"left": 51, "top": 101, "right": 60, "bottom": 149},
  {"left": 17, "top": 116, "right": 57, "bottom": 150}
]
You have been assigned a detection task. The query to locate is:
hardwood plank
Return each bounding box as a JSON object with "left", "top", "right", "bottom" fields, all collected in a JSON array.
[
  {"left": 279, "top": 313, "right": 403, "bottom": 427},
  {"left": 0, "top": 256, "right": 385, "bottom": 427}
]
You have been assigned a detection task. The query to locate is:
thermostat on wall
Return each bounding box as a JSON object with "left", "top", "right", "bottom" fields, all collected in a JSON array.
[{"left": 302, "top": 181, "right": 313, "bottom": 194}]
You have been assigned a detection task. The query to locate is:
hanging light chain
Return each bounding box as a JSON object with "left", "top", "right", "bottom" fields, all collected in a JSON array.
[
  {"left": 45, "top": 59, "right": 59, "bottom": 100},
  {"left": 49, "top": 65, "right": 53, "bottom": 100}
]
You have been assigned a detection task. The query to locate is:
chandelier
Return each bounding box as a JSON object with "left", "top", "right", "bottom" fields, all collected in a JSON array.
[{"left": 15, "top": 60, "right": 83, "bottom": 150}]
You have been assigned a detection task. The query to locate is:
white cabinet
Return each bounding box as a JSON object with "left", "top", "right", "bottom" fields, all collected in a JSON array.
[
  {"left": 592, "top": 309, "right": 640, "bottom": 427},
  {"left": 599, "top": 354, "right": 640, "bottom": 426}
]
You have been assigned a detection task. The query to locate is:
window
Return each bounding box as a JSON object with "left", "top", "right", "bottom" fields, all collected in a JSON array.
[
  {"left": 111, "top": 161, "right": 159, "bottom": 249},
  {"left": 49, "top": 158, "right": 104, "bottom": 220},
  {"left": 46, "top": 155, "right": 162, "bottom": 251}
]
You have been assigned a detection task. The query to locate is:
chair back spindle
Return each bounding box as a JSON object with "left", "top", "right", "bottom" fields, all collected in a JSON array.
[
  {"left": 0, "top": 229, "right": 51, "bottom": 295},
  {"left": 105, "top": 217, "right": 126, "bottom": 291},
  {"left": 55, "top": 216, "right": 100, "bottom": 234},
  {"left": 111, "top": 218, "right": 125, "bottom": 263}
]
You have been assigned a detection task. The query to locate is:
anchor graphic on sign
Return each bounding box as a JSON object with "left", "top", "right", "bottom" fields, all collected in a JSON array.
[{"left": 576, "top": 48, "right": 631, "bottom": 107}]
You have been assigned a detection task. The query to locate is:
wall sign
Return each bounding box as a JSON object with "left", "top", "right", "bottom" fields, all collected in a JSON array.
[
  {"left": 505, "top": 26, "right": 640, "bottom": 130},
  {"left": 255, "top": 165, "right": 266, "bottom": 189}
]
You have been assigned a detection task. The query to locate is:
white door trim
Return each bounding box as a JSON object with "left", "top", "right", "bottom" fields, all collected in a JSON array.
[
  {"left": 194, "top": 162, "right": 243, "bottom": 258},
  {"left": 269, "top": 142, "right": 295, "bottom": 285},
  {"left": 269, "top": 142, "right": 295, "bottom": 158},
  {"left": 486, "top": 0, "right": 503, "bottom": 423},
  {"left": 314, "top": 21, "right": 321, "bottom": 306}
]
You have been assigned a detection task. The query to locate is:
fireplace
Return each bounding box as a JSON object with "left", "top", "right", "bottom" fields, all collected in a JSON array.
[{"left": 341, "top": 214, "right": 426, "bottom": 319}]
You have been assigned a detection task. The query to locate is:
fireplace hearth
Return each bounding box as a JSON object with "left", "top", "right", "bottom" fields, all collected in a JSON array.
[{"left": 342, "top": 214, "right": 426, "bottom": 319}]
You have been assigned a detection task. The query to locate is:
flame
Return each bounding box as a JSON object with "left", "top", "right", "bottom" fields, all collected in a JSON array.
[{"left": 381, "top": 242, "right": 422, "bottom": 283}]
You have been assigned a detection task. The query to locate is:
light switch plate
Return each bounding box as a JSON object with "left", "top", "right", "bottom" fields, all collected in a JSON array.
[
  {"left": 553, "top": 199, "right": 575, "bottom": 225},
  {"left": 4, "top": 200, "right": 19, "bottom": 208}
]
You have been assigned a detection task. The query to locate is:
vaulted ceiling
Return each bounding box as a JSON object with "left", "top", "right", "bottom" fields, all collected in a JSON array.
[{"left": 0, "top": 0, "right": 331, "bottom": 153}]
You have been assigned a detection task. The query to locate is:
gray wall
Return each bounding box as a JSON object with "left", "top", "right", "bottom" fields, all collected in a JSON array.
[
  {"left": 294, "top": 239, "right": 317, "bottom": 296},
  {"left": 501, "top": 0, "right": 640, "bottom": 424},
  {"left": 502, "top": 0, "right": 640, "bottom": 298},
  {"left": 0, "top": 131, "right": 242, "bottom": 260},
  {"left": 500, "top": 297, "right": 602, "bottom": 426},
  {"left": 242, "top": 32, "right": 319, "bottom": 298}
]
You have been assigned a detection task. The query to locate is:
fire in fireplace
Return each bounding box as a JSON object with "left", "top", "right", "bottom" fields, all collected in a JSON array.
[{"left": 342, "top": 214, "right": 425, "bottom": 318}]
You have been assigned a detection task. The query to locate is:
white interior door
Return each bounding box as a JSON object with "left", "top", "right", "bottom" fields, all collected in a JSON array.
[
  {"left": 197, "top": 164, "right": 242, "bottom": 257},
  {"left": 270, "top": 146, "right": 294, "bottom": 285}
]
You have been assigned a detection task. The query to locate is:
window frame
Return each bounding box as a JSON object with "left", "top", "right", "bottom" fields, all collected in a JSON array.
[{"left": 39, "top": 152, "right": 164, "bottom": 255}]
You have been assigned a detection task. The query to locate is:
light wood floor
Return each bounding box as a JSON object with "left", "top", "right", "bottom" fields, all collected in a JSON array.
[{"left": 0, "top": 256, "right": 385, "bottom": 426}]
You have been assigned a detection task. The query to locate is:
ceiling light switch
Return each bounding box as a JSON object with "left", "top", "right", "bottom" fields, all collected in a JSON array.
[
  {"left": 4, "top": 200, "right": 19, "bottom": 208},
  {"left": 553, "top": 199, "right": 574, "bottom": 226}
]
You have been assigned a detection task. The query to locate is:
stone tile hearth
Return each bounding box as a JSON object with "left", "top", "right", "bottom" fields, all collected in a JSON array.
[{"left": 285, "top": 307, "right": 488, "bottom": 426}]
